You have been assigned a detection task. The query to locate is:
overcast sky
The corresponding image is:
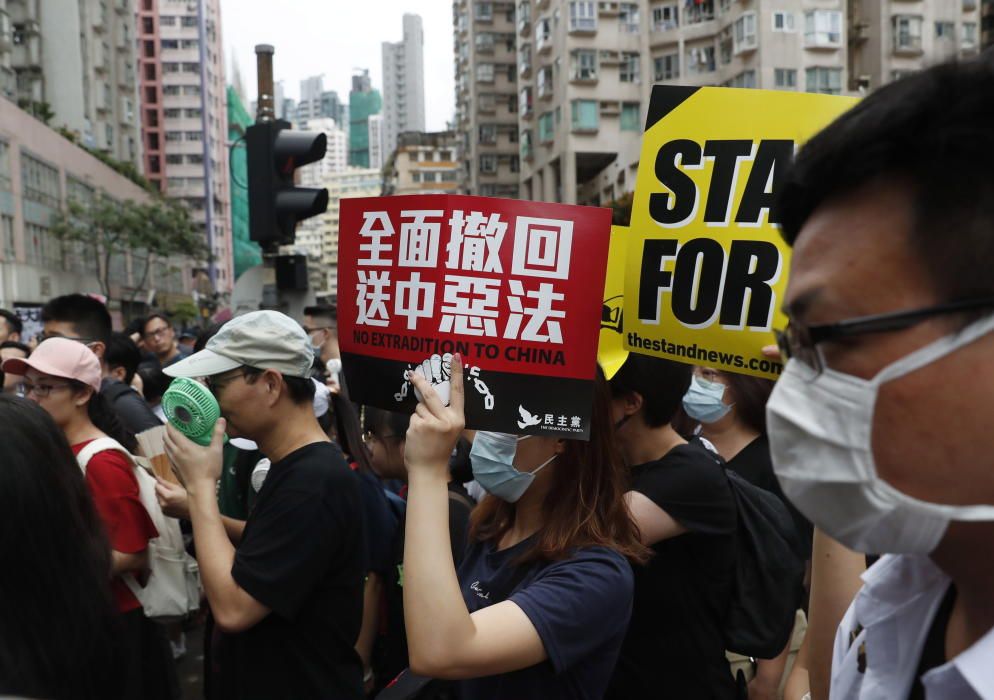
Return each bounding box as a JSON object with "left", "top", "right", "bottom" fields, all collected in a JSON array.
[{"left": 220, "top": 0, "right": 456, "bottom": 130}]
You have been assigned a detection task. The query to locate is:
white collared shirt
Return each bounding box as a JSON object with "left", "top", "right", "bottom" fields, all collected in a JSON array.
[{"left": 831, "top": 554, "right": 994, "bottom": 700}]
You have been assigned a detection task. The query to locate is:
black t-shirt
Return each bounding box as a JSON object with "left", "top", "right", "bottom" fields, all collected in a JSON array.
[
  {"left": 356, "top": 468, "right": 400, "bottom": 577},
  {"left": 219, "top": 441, "right": 366, "bottom": 700},
  {"left": 725, "top": 435, "right": 813, "bottom": 560},
  {"left": 606, "top": 441, "right": 739, "bottom": 700},
  {"left": 101, "top": 378, "right": 162, "bottom": 435}
]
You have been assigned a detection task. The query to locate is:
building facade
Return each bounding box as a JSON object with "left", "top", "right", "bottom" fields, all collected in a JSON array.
[
  {"left": 348, "top": 69, "right": 383, "bottom": 167},
  {"left": 0, "top": 96, "right": 192, "bottom": 312},
  {"left": 383, "top": 130, "right": 462, "bottom": 195},
  {"left": 368, "top": 113, "right": 386, "bottom": 170},
  {"left": 454, "top": 0, "right": 521, "bottom": 198},
  {"left": 455, "top": 0, "right": 981, "bottom": 206},
  {"left": 382, "top": 13, "right": 427, "bottom": 156},
  {"left": 295, "top": 116, "right": 348, "bottom": 263},
  {"left": 320, "top": 167, "right": 381, "bottom": 296},
  {"left": 227, "top": 83, "right": 260, "bottom": 280},
  {"left": 3, "top": 0, "right": 141, "bottom": 167},
  {"left": 143, "top": 0, "right": 233, "bottom": 292}
]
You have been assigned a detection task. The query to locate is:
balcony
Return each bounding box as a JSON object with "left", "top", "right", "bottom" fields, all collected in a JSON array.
[
  {"left": 518, "top": 0, "right": 531, "bottom": 34},
  {"left": 536, "top": 21, "right": 553, "bottom": 52},
  {"left": 570, "top": 66, "right": 598, "bottom": 83},
  {"left": 537, "top": 68, "right": 554, "bottom": 99}
]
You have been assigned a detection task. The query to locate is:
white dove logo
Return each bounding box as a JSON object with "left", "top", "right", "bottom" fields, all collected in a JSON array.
[{"left": 517, "top": 405, "right": 541, "bottom": 430}]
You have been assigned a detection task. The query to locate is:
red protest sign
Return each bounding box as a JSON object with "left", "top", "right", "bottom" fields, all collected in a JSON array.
[{"left": 338, "top": 194, "right": 611, "bottom": 439}]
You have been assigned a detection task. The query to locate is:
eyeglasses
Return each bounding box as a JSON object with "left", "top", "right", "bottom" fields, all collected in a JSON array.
[
  {"left": 775, "top": 296, "right": 994, "bottom": 374},
  {"left": 302, "top": 326, "right": 333, "bottom": 335},
  {"left": 204, "top": 369, "right": 250, "bottom": 396},
  {"left": 38, "top": 332, "right": 100, "bottom": 345},
  {"left": 21, "top": 381, "right": 73, "bottom": 398},
  {"left": 362, "top": 431, "right": 402, "bottom": 445},
  {"left": 144, "top": 326, "right": 172, "bottom": 339}
]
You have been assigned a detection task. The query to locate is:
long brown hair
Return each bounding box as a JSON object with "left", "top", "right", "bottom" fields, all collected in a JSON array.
[{"left": 469, "top": 368, "right": 650, "bottom": 565}]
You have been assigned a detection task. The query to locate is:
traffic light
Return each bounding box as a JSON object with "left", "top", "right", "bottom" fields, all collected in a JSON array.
[{"left": 246, "top": 120, "right": 329, "bottom": 250}]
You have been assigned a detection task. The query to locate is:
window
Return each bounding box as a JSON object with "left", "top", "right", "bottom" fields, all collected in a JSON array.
[
  {"left": 510, "top": 155, "right": 520, "bottom": 173},
  {"left": 805, "top": 11, "right": 842, "bottom": 46},
  {"left": 570, "top": 99, "right": 598, "bottom": 132},
  {"left": 892, "top": 15, "right": 922, "bottom": 52},
  {"left": 163, "top": 85, "right": 180, "bottom": 95},
  {"left": 2, "top": 214, "right": 15, "bottom": 261},
  {"left": 654, "top": 53, "right": 679, "bottom": 80},
  {"left": 185, "top": 108, "right": 202, "bottom": 118},
  {"left": 412, "top": 172, "right": 422, "bottom": 183},
  {"left": 160, "top": 15, "right": 176, "bottom": 25},
  {"left": 735, "top": 12, "right": 758, "bottom": 52},
  {"left": 163, "top": 107, "right": 181, "bottom": 118},
  {"left": 182, "top": 85, "right": 201, "bottom": 96},
  {"left": 182, "top": 62, "right": 200, "bottom": 73},
  {"left": 685, "top": 0, "right": 714, "bottom": 24},
  {"left": 20, "top": 154, "right": 60, "bottom": 210},
  {"left": 160, "top": 39, "right": 178, "bottom": 49},
  {"left": 0, "top": 140, "right": 10, "bottom": 191},
  {"left": 774, "top": 68, "right": 797, "bottom": 89},
  {"left": 571, "top": 49, "right": 598, "bottom": 79},
  {"left": 652, "top": 4, "right": 679, "bottom": 30},
  {"left": 478, "top": 124, "right": 497, "bottom": 145},
  {"left": 476, "top": 63, "right": 494, "bottom": 82},
  {"left": 518, "top": 43, "right": 532, "bottom": 75},
  {"left": 724, "top": 70, "right": 757, "bottom": 88},
  {"left": 162, "top": 62, "right": 180, "bottom": 73},
  {"left": 475, "top": 1, "right": 493, "bottom": 21},
  {"left": 185, "top": 131, "right": 202, "bottom": 141},
  {"left": 569, "top": 1, "right": 597, "bottom": 31},
  {"left": 806, "top": 66, "right": 842, "bottom": 94},
  {"left": 165, "top": 131, "right": 182, "bottom": 142},
  {"left": 520, "top": 86, "right": 534, "bottom": 116},
  {"left": 536, "top": 17, "right": 552, "bottom": 47},
  {"left": 181, "top": 16, "right": 197, "bottom": 27},
  {"left": 620, "top": 3, "right": 640, "bottom": 32},
  {"left": 166, "top": 154, "right": 183, "bottom": 164},
  {"left": 479, "top": 93, "right": 496, "bottom": 112},
  {"left": 935, "top": 21, "right": 954, "bottom": 38},
  {"left": 521, "top": 129, "right": 533, "bottom": 158},
  {"left": 687, "top": 45, "right": 716, "bottom": 73},
  {"left": 963, "top": 22, "right": 977, "bottom": 47},
  {"left": 773, "top": 12, "right": 795, "bottom": 31},
  {"left": 537, "top": 66, "right": 554, "bottom": 98},
  {"left": 621, "top": 102, "right": 640, "bottom": 131},
  {"left": 181, "top": 39, "right": 198, "bottom": 49},
  {"left": 538, "top": 111, "right": 555, "bottom": 142},
  {"left": 480, "top": 154, "right": 498, "bottom": 174},
  {"left": 620, "top": 52, "right": 641, "bottom": 82},
  {"left": 475, "top": 32, "right": 495, "bottom": 51}
]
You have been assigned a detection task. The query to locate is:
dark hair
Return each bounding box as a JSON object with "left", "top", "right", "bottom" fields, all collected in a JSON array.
[
  {"left": 0, "top": 309, "right": 22, "bottom": 336},
  {"left": 40, "top": 294, "right": 112, "bottom": 344},
  {"left": 0, "top": 340, "right": 30, "bottom": 357},
  {"left": 303, "top": 304, "right": 337, "bottom": 324},
  {"left": 137, "top": 365, "right": 171, "bottom": 405},
  {"left": 0, "top": 396, "right": 121, "bottom": 699},
  {"left": 242, "top": 366, "right": 315, "bottom": 406},
  {"left": 471, "top": 369, "right": 651, "bottom": 565},
  {"left": 778, "top": 58, "right": 994, "bottom": 303},
  {"left": 720, "top": 371, "right": 774, "bottom": 435},
  {"left": 104, "top": 332, "right": 141, "bottom": 384},
  {"left": 71, "top": 382, "right": 138, "bottom": 453},
  {"left": 194, "top": 323, "right": 224, "bottom": 352},
  {"left": 142, "top": 313, "right": 173, "bottom": 335},
  {"left": 124, "top": 318, "right": 145, "bottom": 338},
  {"left": 331, "top": 393, "right": 374, "bottom": 473},
  {"left": 608, "top": 353, "right": 693, "bottom": 428},
  {"left": 363, "top": 406, "right": 411, "bottom": 440}
]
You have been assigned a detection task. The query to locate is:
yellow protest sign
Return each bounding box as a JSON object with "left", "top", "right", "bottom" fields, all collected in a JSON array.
[
  {"left": 598, "top": 226, "right": 629, "bottom": 380},
  {"left": 624, "top": 86, "right": 857, "bottom": 379}
]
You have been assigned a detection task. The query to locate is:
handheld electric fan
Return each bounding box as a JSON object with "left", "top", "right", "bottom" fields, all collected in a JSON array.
[{"left": 162, "top": 377, "right": 222, "bottom": 446}]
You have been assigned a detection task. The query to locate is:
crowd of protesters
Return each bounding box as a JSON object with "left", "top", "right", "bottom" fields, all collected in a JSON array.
[{"left": 1, "top": 57, "right": 994, "bottom": 700}]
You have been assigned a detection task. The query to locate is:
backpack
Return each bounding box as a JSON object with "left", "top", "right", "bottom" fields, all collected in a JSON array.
[
  {"left": 76, "top": 437, "right": 201, "bottom": 621},
  {"left": 722, "top": 467, "right": 805, "bottom": 659}
]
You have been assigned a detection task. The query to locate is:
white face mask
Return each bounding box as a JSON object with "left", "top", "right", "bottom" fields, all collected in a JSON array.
[{"left": 767, "top": 313, "right": 994, "bottom": 555}]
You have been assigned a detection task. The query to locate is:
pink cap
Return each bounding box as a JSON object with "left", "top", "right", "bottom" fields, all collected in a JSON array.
[{"left": 2, "top": 337, "right": 102, "bottom": 392}]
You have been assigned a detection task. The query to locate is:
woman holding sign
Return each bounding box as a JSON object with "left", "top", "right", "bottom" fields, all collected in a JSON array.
[{"left": 401, "top": 355, "right": 647, "bottom": 699}]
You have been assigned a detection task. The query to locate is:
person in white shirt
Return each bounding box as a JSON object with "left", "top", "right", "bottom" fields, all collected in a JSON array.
[{"left": 766, "top": 56, "right": 994, "bottom": 699}]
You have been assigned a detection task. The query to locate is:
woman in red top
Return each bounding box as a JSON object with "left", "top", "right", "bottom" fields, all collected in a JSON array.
[{"left": 4, "top": 337, "right": 173, "bottom": 699}]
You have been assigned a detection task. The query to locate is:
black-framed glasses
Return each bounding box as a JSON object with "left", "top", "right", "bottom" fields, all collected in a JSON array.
[
  {"left": 204, "top": 369, "right": 250, "bottom": 396},
  {"left": 776, "top": 296, "right": 994, "bottom": 374},
  {"left": 21, "top": 381, "right": 73, "bottom": 399}
]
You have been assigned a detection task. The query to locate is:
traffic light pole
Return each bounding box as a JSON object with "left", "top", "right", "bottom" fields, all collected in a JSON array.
[{"left": 244, "top": 44, "right": 329, "bottom": 319}]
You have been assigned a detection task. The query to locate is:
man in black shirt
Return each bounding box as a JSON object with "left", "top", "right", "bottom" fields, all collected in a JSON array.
[
  {"left": 163, "top": 310, "right": 365, "bottom": 699},
  {"left": 605, "top": 353, "right": 739, "bottom": 700}
]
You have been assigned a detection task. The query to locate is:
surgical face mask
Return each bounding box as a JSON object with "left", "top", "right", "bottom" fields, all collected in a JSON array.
[
  {"left": 767, "top": 314, "right": 994, "bottom": 555},
  {"left": 470, "top": 431, "right": 557, "bottom": 503},
  {"left": 309, "top": 330, "right": 325, "bottom": 353},
  {"left": 683, "top": 376, "right": 732, "bottom": 424}
]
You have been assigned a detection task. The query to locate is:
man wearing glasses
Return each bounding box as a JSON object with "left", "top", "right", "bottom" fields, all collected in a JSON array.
[
  {"left": 767, "top": 58, "right": 994, "bottom": 699},
  {"left": 142, "top": 313, "right": 190, "bottom": 369},
  {"left": 162, "top": 310, "right": 366, "bottom": 700}
]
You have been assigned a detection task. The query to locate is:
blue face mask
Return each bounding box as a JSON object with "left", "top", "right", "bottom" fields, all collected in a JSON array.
[
  {"left": 682, "top": 376, "right": 732, "bottom": 424},
  {"left": 470, "top": 431, "right": 557, "bottom": 503}
]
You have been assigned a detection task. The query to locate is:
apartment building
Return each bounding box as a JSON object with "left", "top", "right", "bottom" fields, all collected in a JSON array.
[
  {"left": 0, "top": 96, "right": 192, "bottom": 310},
  {"left": 2, "top": 0, "right": 141, "bottom": 167},
  {"left": 295, "top": 117, "right": 348, "bottom": 262},
  {"left": 382, "top": 14, "right": 427, "bottom": 156},
  {"left": 348, "top": 69, "right": 383, "bottom": 167},
  {"left": 454, "top": 0, "right": 521, "bottom": 198},
  {"left": 320, "top": 168, "right": 381, "bottom": 296},
  {"left": 296, "top": 74, "right": 346, "bottom": 128},
  {"left": 140, "top": 0, "right": 233, "bottom": 292},
  {"left": 383, "top": 130, "right": 462, "bottom": 195}
]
